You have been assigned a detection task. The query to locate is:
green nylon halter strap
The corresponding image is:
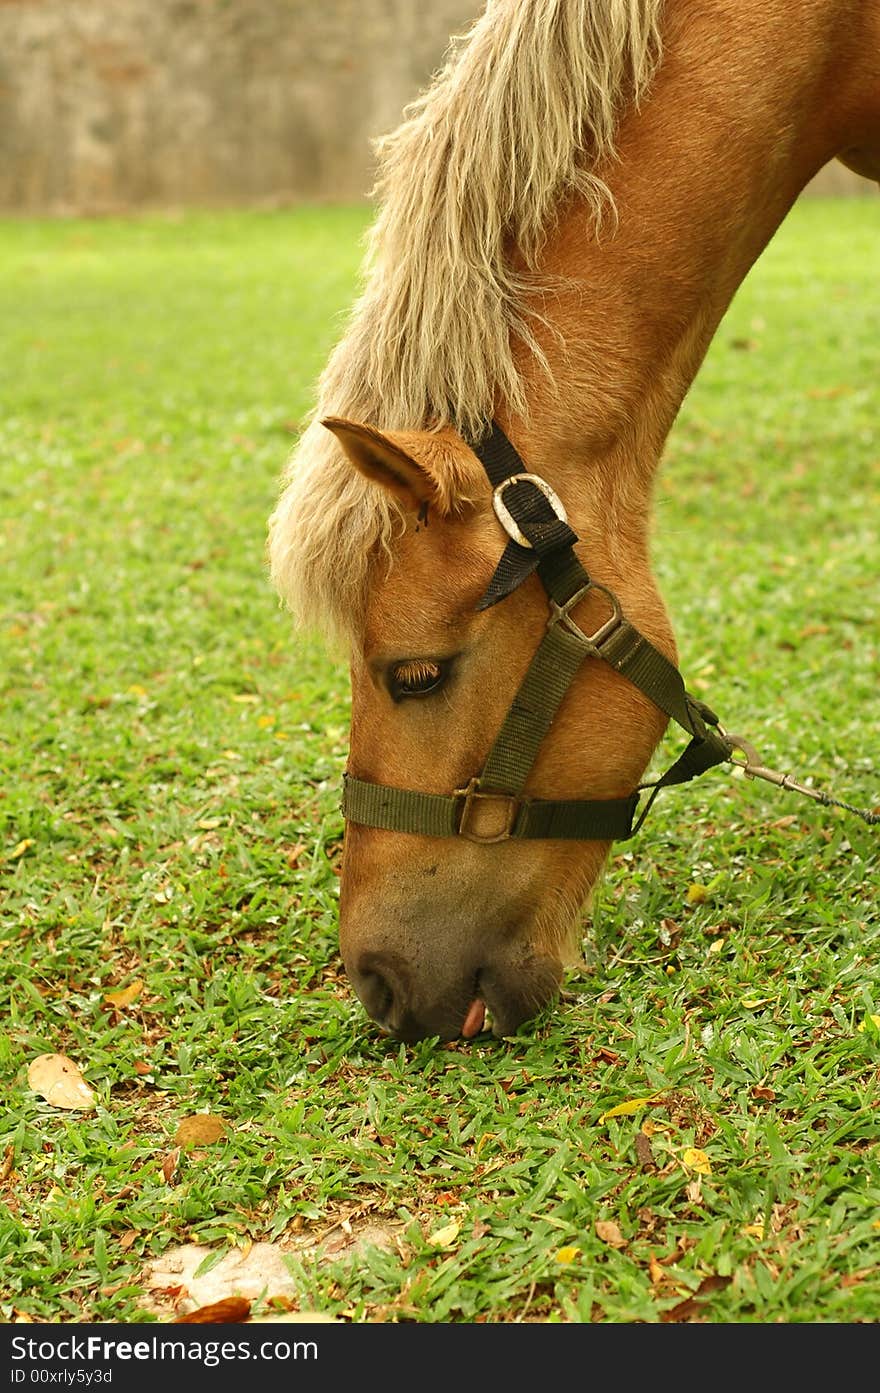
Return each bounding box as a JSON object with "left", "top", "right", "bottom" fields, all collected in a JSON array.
[{"left": 341, "top": 420, "right": 734, "bottom": 843}]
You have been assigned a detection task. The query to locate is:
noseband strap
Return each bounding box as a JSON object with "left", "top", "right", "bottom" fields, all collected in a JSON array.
[{"left": 342, "top": 420, "right": 734, "bottom": 843}]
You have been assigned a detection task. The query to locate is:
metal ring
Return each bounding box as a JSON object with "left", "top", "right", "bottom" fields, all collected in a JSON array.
[{"left": 492, "top": 474, "right": 568, "bottom": 549}]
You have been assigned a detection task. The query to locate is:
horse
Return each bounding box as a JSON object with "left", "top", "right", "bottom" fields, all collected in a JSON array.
[{"left": 268, "top": 0, "right": 878, "bottom": 1043}]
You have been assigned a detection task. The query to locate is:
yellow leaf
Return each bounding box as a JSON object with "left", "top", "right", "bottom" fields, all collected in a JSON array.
[
  {"left": 428, "top": 1221, "right": 460, "bottom": 1250},
  {"left": 555, "top": 1245, "right": 581, "bottom": 1264},
  {"left": 742, "top": 1224, "right": 765, "bottom": 1239},
  {"left": 682, "top": 1147, "right": 712, "bottom": 1175},
  {"left": 104, "top": 980, "right": 144, "bottom": 1008},
  {"left": 856, "top": 1014, "right": 880, "bottom": 1033},
  {"left": 598, "top": 1092, "right": 665, "bottom": 1124},
  {"left": 8, "top": 839, "right": 35, "bottom": 861},
  {"left": 28, "top": 1054, "right": 96, "bottom": 1111},
  {"left": 687, "top": 883, "right": 709, "bottom": 905}
]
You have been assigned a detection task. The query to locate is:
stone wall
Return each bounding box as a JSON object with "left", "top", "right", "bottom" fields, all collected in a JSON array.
[{"left": 0, "top": 0, "right": 874, "bottom": 214}]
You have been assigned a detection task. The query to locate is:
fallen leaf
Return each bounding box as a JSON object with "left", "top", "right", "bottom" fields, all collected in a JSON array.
[
  {"left": 661, "top": 1274, "right": 732, "bottom": 1322},
  {"left": 599, "top": 1092, "right": 665, "bottom": 1123},
  {"left": 595, "top": 1220, "right": 626, "bottom": 1248},
  {"left": 686, "top": 882, "right": 709, "bottom": 905},
  {"left": 174, "top": 1297, "right": 251, "bottom": 1324},
  {"left": 174, "top": 1115, "right": 228, "bottom": 1147},
  {"left": 682, "top": 1148, "right": 712, "bottom": 1175},
  {"left": 105, "top": 980, "right": 144, "bottom": 1008},
  {"left": 856, "top": 1014, "right": 880, "bottom": 1033},
  {"left": 428, "top": 1220, "right": 460, "bottom": 1250},
  {"left": 555, "top": 1245, "right": 581, "bottom": 1264},
  {"left": 635, "top": 1131, "right": 655, "bottom": 1169},
  {"left": 27, "top": 1054, "right": 95, "bottom": 1111}
]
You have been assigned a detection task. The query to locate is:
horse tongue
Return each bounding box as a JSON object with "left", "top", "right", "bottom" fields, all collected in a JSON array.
[{"left": 462, "top": 999, "right": 486, "bottom": 1039}]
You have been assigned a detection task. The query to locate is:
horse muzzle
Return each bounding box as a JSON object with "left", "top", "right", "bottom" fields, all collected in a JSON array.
[{"left": 346, "top": 945, "right": 563, "bottom": 1042}]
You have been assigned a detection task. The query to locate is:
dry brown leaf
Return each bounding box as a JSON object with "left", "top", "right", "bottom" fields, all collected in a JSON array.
[
  {"left": 105, "top": 980, "right": 144, "bottom": 1008},
  {"left": 27, "top": 1054, "right": 95, "bottom": 1111},
  {"left": 661, "top": 1274, "right": 732, "bottom": 1323},
  {"left": 174, "top": 1297, "right": 251, "bottom": 1324},
  {"left": 174, "top": 1115, "right": 228, "bottom": 1147},
  {"left": 595, "top": 1220, "right": 626, "bottom": 1248},
  {"left": 635, "top": 1131, "right": 655, "bottom": 1169}
]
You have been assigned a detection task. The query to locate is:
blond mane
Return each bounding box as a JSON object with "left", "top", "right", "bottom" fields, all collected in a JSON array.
[{"left": 268, "top": 0, "right": 664, "bottom": 638}]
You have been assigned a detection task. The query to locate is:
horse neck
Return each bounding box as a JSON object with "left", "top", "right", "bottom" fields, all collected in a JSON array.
[{"left": 499, "top": 0, "right": 878, "bottom": 568}]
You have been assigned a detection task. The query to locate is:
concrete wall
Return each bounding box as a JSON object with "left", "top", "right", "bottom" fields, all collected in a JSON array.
[
  {"left": 0, "top": 0, "right": 874, "bottom": 214},
  {"left": 0, "top": 0, "right": 479, "bottom": 212}
]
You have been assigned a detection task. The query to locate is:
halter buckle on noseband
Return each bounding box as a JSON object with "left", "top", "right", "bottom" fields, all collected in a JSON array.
[
  {"left": 492, "top": 473, "right": 568, "bottom": 548},
  {"left": 455, "top": 777, "right": 521, "bottom": 843}
]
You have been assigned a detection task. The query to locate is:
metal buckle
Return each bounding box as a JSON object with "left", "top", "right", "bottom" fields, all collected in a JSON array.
[
  {"left": 549, "top": 581, "right": 622, "bottom": 648},
  {"left": 455, "top": 778, "right": 520, "bottom": 843},
  {"left": 492, "top": 474, "right": 568, "bottom": 548}
]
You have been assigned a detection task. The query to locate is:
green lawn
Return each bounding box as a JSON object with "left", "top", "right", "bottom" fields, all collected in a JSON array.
[{"left": 0, "top": 200, "right": 877, "bottom": 1324}]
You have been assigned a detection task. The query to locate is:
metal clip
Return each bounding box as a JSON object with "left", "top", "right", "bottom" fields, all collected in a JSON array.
[{"left": 723, "top": 734, "right": 830, "bottom": 806}]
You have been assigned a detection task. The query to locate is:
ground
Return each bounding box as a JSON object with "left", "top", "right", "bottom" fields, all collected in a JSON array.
[{"left": 0, "top": 200, "right": 878, "bottom": 1323}]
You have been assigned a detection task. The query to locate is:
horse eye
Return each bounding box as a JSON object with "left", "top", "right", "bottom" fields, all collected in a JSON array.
[{"left": 390, "top": 659, "right": 448, "bottom": 700}]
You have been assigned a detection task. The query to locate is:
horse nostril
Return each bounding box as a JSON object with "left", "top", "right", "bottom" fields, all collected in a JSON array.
[{"left": 358, "top": 969, "right": 394, "bottom": 1024}]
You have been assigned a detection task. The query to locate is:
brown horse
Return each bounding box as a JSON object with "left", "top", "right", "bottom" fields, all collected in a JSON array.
[{"left": 269, "top": 0, "right": 878, "bottom": 1042}]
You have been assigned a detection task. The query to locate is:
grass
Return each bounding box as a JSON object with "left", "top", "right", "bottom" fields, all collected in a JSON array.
[{"left": 0, "top": 200, "right": 878, "bottom": 1324}]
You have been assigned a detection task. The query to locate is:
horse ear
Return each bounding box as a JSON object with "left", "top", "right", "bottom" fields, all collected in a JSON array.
[{"left": 322, "top": 417, "right": 435, "bottom": 511}]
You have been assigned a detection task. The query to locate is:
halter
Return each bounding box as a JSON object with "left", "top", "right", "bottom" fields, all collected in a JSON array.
[{"left": 342, "top": 420, "right": 736, "bottom": 844}]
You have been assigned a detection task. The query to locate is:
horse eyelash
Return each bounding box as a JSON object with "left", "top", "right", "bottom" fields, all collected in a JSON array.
[{"left": 394, "top": 659, "right": 442, "bottom": 687}]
